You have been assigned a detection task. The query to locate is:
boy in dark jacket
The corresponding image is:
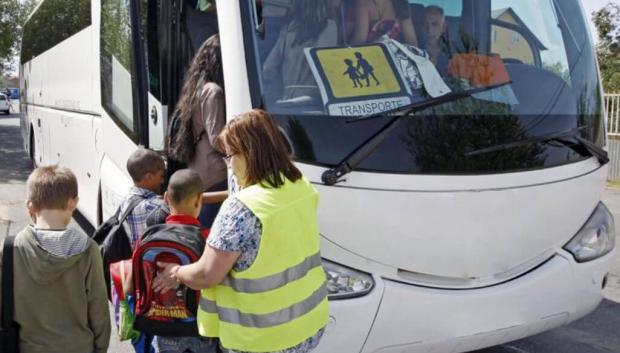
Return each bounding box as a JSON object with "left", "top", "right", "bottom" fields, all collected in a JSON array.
[{"left": 0, "top": 166, "right": 110, "bottom": 353}]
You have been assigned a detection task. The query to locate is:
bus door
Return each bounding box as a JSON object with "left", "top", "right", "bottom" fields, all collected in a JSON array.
[
  {"left": 150, "top": 0, "right": 219, "bottom": 154},
  {"left": 99, "top": 0, "right": 161, "bottom": 217},
  {"left": 140, "top": 0, "right": 167, "bottom": 151},
  {"left": 98, "top": 0, "right": 197, "bottom": 217},
  {"left": 141, "top": 0, "right": 214, "bottom": 152}
]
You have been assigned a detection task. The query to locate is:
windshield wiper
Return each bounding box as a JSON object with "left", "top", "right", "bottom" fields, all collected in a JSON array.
[
  {"left": 465, "top": 126, "right": 609, "bottom": 164},
  {"left": 346, "top": 81, "right": 512, "bottom": 123},
  {"left": 322, "top": 82, "right": 512, "bottom": 185}
]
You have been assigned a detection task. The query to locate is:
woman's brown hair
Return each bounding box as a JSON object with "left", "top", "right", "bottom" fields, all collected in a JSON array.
[
  {"left": 171, "top": 34, "right": 224, "bottom": 163},
  {"left": 215, "top": 110, "right": 302, "bottom": 188}
]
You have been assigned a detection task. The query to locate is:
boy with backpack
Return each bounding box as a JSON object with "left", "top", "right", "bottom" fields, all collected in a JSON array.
[
  {"left": 0, "top": 166, "right": 110, "bottom": 353},
  {"left": 132, "top": 169, "right": 215, "bottom": 353},
  {"left": 95, "top": 147, "right": 167, "bottom": 353},
  {"left": 120, "top": 147, "right": 168, "bottom": 250}
]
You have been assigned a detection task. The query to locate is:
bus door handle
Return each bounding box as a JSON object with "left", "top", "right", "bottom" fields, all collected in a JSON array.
[{"left": 150, "top": 105, "right": 158, "bottom": 125}]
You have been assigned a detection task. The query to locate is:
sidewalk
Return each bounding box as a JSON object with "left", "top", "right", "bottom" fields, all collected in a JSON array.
[{"left": 0, "top": 113, "right": 31, "bottom": 237}]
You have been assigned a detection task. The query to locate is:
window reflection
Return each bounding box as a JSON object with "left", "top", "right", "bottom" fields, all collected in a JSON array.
[{"left": 101, "top": 0, "right": 137, "bottom": 138}]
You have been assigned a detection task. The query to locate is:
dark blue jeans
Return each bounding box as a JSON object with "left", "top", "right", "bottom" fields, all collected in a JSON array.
[{"left": 152, "top": 336, "right": 217, "bottom": 353}]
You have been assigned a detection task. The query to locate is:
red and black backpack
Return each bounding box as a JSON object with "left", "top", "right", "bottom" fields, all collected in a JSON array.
[{"left": 132, "top": 223, "right": 205, "bottom": 337}]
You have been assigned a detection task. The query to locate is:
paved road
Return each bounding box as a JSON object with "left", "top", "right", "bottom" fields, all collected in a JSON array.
[{"left": 0, "top": 113, "right": 619, "bottom": 353}]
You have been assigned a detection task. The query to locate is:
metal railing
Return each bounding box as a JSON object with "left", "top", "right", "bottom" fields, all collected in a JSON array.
[
  {"left": 606, "top": 94, "right": 620, "bottom": 182},
  {"left": 607, "top": 94, "right": 620, "bottom": 137}
]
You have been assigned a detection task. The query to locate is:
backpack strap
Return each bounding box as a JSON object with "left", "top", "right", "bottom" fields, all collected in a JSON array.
[
  {"left": 140, "top": 223, "right": 203, "bottom": 241},
  {"left": 118, "top": 197, "right": 144, "bottom": 224},
  {"left": 2, "top": 235, "right": 16, "bottom": 329}
]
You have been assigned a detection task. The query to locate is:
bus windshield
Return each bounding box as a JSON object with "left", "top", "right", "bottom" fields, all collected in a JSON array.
[{"left": 247, "top": 0, "right": 604, "bottom": 175}]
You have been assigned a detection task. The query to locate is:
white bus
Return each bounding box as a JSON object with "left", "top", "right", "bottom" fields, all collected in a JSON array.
[{"left": 20, "top": 0, "right": 616, "bottom": 352}]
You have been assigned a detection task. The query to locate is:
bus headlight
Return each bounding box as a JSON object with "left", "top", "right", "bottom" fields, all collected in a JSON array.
[
  {"left": 564, "top": 202, "right": 616, "bottom": 263},
  {"left": 323, "top": 259, "right": 374, "bottom": 299}
]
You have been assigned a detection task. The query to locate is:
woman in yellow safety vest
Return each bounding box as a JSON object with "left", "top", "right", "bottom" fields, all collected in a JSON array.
[{"left": 153, "top": 110, "right": 329, "bottom": 353}]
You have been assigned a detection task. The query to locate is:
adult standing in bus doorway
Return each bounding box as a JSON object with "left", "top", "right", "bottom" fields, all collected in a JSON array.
[
  {"left": 170, "top": 34, "right": 228, "bottom": 228},
  {"left": 153, "top": 110, "right": 329, "bottom": 353}
]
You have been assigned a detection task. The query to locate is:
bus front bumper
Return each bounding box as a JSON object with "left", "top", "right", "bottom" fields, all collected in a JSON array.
[{"left": 316, "top": 249, "right": 615, "bottom": 353}]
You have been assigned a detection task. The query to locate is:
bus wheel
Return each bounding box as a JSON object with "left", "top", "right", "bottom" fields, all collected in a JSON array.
[{"left": 29, "top": 127, "right": 37, "bottom": 168}]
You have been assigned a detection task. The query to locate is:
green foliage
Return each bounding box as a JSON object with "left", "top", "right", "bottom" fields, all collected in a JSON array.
[
  {"left": 101, "top": 0, "right": 133, "bottom": 71},
  {"left": 593, "top": 3, "right": 620, "bottom": 93},
  {"left": 403, "top": 97, "right": 545, "bottom": 173},
  {"left": 0, "top": 0, "right": 37, "bottom": 75}
]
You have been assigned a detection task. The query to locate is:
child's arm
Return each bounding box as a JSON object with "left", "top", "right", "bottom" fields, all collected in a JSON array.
[{"left": 86, "top": 242, "right": 112, "bottom": 353}]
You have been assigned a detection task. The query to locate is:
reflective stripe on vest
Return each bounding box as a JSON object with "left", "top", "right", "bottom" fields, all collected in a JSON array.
[
  {"left": 200, "top": 283, "right": 327, "bottom": 328},
  {"left": 219, "top": 252, "right": 323, "bottom": 293}
]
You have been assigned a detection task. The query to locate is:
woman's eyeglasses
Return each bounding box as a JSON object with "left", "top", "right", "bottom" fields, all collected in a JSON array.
[{"left": 222, "top": 154, "right": 234, "bottom": 164}]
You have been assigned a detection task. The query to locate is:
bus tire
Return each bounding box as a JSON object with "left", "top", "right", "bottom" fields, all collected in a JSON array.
[
  {"left": 2, "top": 110, "right": 9, "bottom": 115},
  {"left": 29, "top": 126, "right": 37, "bottom": 167}
]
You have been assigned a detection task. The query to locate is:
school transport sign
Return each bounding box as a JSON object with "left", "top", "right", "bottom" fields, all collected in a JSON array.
[{"left": 305, "top": 44, "right": 411, "bottom": 116}]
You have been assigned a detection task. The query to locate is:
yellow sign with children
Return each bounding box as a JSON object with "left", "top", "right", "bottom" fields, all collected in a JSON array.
[
  {"left": 306, "top": 44, "right": 411, "bottom": 116},
  {"left": 314, "top": 46, "right": 403, "bottom": 98}
]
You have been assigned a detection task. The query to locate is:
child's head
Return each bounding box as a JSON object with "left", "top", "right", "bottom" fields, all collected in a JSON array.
[
  {"left": 26, "top": 166, "right": 79, "bottom": 224},
  {"left": 344, "top": 58, "right": 353, "bottom": 65},
  {"left": 164, "top": 169, "right": 203, "bottom": 218},
  {"left": 127, "top": 147, "right": 165, "bottom": 192}
]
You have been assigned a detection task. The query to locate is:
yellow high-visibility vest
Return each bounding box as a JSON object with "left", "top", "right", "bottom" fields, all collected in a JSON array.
[{"left": 198, "top": 176, "right": 329, "bottom": 352}]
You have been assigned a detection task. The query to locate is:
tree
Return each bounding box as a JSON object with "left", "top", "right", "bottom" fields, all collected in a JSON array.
[
  {"left": 593, "top": 2, "right": 620, "bottom": 93},
  {"left": 0, "top": 0, "right": 38, "bottom": 75}
]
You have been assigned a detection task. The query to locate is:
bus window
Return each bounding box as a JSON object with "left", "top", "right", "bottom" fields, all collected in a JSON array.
[
  {"left": 20, "top": 0, "right": 91, "bottom": 63},
  {"left": 101, "top": 0, "right": 139, "bottom": 140},
  {"left": 140, "top": 0, "right": 162, "bottom": 100}
]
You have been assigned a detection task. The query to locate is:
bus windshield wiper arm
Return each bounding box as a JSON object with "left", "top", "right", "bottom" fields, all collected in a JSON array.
[
  {"left": 347, "top": 81, "right": 512, "bottom": 123},
  {"left": 322, "top": 82, "right": 512, "bottom": 185},
  {"left": 465, "top": 126, "right": 609, "bottom": 164}
]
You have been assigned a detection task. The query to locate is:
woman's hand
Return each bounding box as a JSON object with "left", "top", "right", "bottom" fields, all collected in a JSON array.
[{"left": 152, "top": 262, "right": 181, "bottom": 293}]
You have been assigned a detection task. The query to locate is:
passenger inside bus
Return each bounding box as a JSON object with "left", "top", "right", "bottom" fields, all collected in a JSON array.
[
  {"left": 351, "top": 0, "right": 418, "bottom": 45},
  {"left": 257, "top": 0, "right": 466, "bottom": 113},
  {"left": 421, "top": 5, "right": 450, "bottom": 74},
  {"left": 262, "top": 0, "right": 338, "bottom": 104}
]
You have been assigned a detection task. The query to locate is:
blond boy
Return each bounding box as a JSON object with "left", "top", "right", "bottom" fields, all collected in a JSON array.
[{"left": 0, "top": 166, "right": 110, "bottom": 353}]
